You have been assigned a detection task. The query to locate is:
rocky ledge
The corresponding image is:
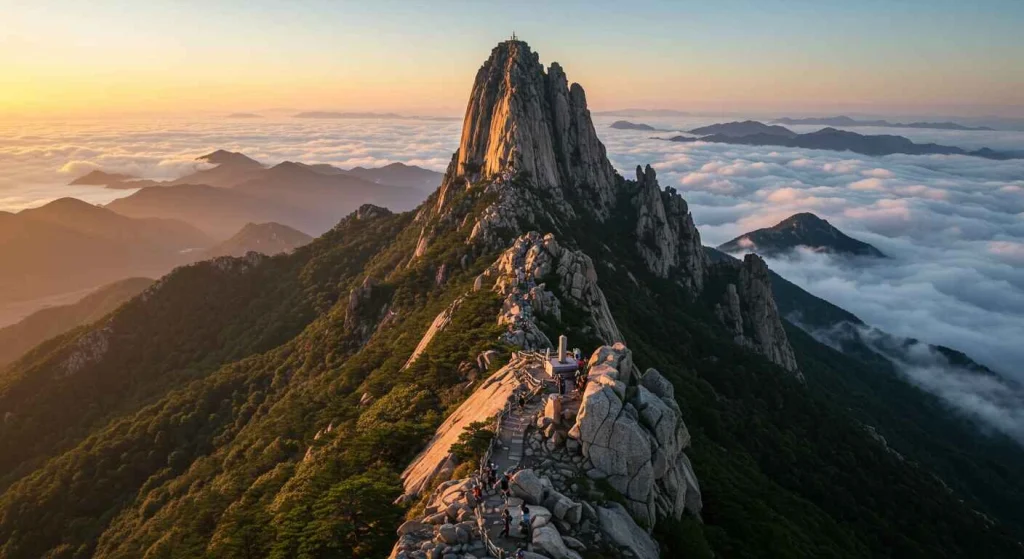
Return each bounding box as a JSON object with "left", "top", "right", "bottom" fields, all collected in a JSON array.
[
  {"left": 477, "top": 232, "right": 623, "bottom": 349},
  {"left": 392, "top": 344, "right": 701, "bottom": 559}
]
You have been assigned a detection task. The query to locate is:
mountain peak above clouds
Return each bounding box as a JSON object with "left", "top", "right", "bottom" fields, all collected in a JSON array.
[
  {"left": 196, "top": 150, "right": 264, "bottom": 168},
  {"left": 719, "top": 212, "right": 886, "bottom": 258}
]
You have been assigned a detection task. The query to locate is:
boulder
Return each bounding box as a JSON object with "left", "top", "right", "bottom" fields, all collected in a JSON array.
[
  {"left": 437, "top": 524, "right": 459, "bottom": 545},
  {"left": 532, "top": 525, "right": 582, "bottom": 559},
  {"left": 597, "top": 503, "right": 660, "bottom": 559},
  {"left": 586, "top": 343, "right": 633, "bottom": 381},
  {"left": 634, "top": 385, "right": 679, "bottom": 457},
  {"left": 544, "top": 395, "right": 563, "bottom": 426},
  {"left": 563, "top": 535, "right": 586, "bottom": 551},
  {"left": 544, "top": 489, "right": 582, "bottom": 524},
  {"left": 397, "top": 520, "right": 430, "bottom": 536},
  {"left": 510, "top": 469, "right": 546, "bottom": 505},
  {"left": 526, "top": 505, "right": 553, "bottom": 529},
  {"left": 424, "top": 512, "right": 447, "bottom": 525}
]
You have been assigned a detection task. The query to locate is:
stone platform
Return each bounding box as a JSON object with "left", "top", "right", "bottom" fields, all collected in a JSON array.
[{"left": 544, "top": 358, "right": 579, "bottom": 376}]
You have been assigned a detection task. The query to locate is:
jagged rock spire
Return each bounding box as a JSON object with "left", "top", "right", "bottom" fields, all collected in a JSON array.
[
  {"left": 632, "top": 164, "right": 708, "bottom": 291},
  {"left": 453, "top": 40, "right": 618, "bottom": 219}
]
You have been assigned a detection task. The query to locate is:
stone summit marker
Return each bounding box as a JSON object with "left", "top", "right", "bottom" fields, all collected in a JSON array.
[{"left": 544, "top": 334, "right": 578, "bottom": 376}]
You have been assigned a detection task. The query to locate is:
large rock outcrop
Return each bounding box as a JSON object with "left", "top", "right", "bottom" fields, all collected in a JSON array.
[
  {"left": 569, "top": 344, "right": 701, "bottom": 527},
  {"left": 714, "top": 254, "right": 800, "bottom": 374},
  {"left": 631, "top": 165, "right": 708, "bottom": 292},
  {"left": 453, "top": 39, "right": 618, "bottom": 220},
  {"left": 479, "top": 231, "right": 624, "bottom": 348}
]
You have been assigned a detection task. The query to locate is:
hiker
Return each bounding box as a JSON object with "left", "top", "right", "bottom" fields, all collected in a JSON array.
[
  {"left": 500, "top": 508, "right": 512, "bottom": 538},
  {"left": 517, "top": 392, "right": 526, "bottom": 411},
  {"left": 472, "top": 483, "right": 483, "bottom": 505},
  {"left": 496, "top": 473, "right": 512, "bottom": 502},
  {"left": 488, "top": 462, "right": 498, "bottom": 488},
  {"left": 520, "top": 504, "right": 532, "bottom": 538},
  {"left": 516, "top": 548, "right": 527, "bottom": 559},
  {"left": 557, "top": 374, "right": 565, "bottom": 396}
]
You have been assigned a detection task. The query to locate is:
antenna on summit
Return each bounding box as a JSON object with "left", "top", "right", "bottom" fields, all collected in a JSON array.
[{"left": 511, "top": 31, "right": 517, "bottom": 41}]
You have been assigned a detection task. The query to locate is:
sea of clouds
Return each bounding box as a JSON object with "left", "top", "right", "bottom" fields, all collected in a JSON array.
[{"left": 2, "top": 114, "right": 1022, "bottom": 440}]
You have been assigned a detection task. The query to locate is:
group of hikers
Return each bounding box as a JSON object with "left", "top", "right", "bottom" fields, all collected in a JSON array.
[
  {"left": 472, "top": 461, "right": 534, "bottom": 550},
  {"left": 464, "top": 344, "right": 593, "bottom": 557},
  {"left": 555, "top": 348, "right": 589, "bottom": 397}
]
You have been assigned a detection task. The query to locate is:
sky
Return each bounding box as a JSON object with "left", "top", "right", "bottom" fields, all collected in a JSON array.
[{"left": 2, "top": 0, "right": 1023, "bottom": 118}]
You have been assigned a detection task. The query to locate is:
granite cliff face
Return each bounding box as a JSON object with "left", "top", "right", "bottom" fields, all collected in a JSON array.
[
  {"left": 713, "top": 254, "right": 800, "bottom": 374},
  {"left": 454, "top": 40, "right": 618, "bottom": 220},
  {"left": 631, "top": 164, "right": 708, "bottom": 292},
  {"left": 425, "top": 39, "right": 798, "bottom": 372},
  {"left": 569, "top": 344, "right": 702, "bottom": 528}
]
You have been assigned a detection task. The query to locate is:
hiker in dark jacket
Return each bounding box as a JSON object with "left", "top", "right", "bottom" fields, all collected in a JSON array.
[
  {"left": 500, "top": 508, "right": 512, "bottom": 537},
  {"left": 496, "top": 473, "right": 512, "bottom": 502},
  {"left": 520, "top": 504, "right": 532, "bottom": 539}
]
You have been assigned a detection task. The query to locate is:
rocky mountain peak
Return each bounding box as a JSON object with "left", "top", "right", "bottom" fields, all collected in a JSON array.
[{"left": 446, "top": 39, "right": 617, "bottom": 220}]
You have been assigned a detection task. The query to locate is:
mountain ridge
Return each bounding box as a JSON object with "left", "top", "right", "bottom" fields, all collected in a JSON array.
[
  {"left": 0, "top": 197, "right": 210, "bottom": 306},
  {"left": 666, "top": 121, "right": 1021, "bottom": 159},
  {"left": 773, "top": 115, "right": 995, "bottom": 131},
  {"left": 0, "top": 39, "right": 1021, "bottom": 559}
]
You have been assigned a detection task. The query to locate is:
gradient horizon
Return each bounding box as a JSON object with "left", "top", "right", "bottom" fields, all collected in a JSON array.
[{"left": 2, "top": 0, "right": 1023, "bottom": 118}]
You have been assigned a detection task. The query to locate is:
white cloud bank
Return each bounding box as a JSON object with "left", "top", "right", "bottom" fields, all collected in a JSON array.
[{"left": 1, "top": 114, "right": 1022, "bottom": 436}]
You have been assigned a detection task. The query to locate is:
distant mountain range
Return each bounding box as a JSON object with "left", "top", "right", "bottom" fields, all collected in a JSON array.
[
  {"left": 609, "top": 120, "right": 658, "bottom": 131},
  {"left": 719, "top": 212, "right": 886, "bottom": 258},
  {"left": 666, "top": 121, "right": 1022, "bottom": 160},
  {"left": 0, "top": 277, "right": 154, "bottom": 368},
  {"left": 773, "top": 115, "right": 993, "bottom": 131},
  {"left": 0, "top": 219, "right": 312, "bottom": 368},
  {"left": 69, "top": 170, "right": 139, "bottom": 186},
  {"left": 689, "top": 120, "right": 797, "bottom": 138},
  {"left": 83, "top": 151, "right": 437, "bottom": 238},
  {"left": 204, "top": 222, "right": 312, "bottom": 258},
  {"left": 225, "top": 112, "right": 263, "bottom": 119},
  {"left": 0, "top": 198, "right": 209, "bottom": 306}
]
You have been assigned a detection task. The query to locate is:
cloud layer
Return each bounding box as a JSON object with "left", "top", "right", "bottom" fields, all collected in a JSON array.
[
  {"left": 2, "top": 115, "right": 1022, "bottom": 435},
  {"left": 0, "top": 117, "right": 462, "bottom": 211}
]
